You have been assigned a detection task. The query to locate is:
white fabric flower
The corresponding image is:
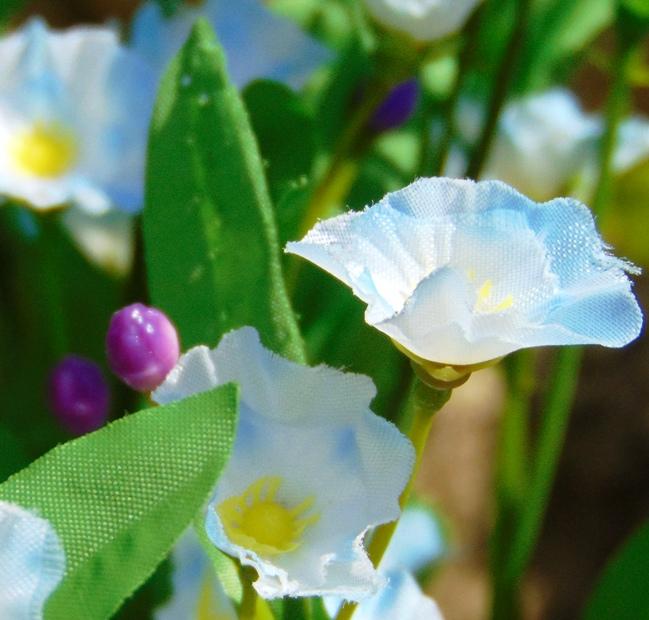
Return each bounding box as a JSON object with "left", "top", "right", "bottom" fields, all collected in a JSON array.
[
  {"left": 352, "top": 570, "right": 443, "bottom": 620},
  {"left": 0, "top": 501, "right": 66, "bottom": 619},
  {"left": 155, "top": 529, "right": 236, "bottom": 620},
  {"left": 0, "top": 18, "right": 154, "bottom": 213},
  {"left": 131, "top": 0, "right": 331, "bottom": 90},
  {"left": 287, "top": 177, "right": 642, "bottom": 366},
  {"left": 612, "top": 117, "right": 649, "bottom": 173},
  {"left": 326, "top": 504, "right": 445, "bottom": 618},
  {"left": 481, "top": 89, "right": 599, "bottom": 201},
  {"left": 153, "top": 327, "right": 414, "bottom": 600},
  {"left": 362, "top": 0, "right": 482, "bottom": 42}
]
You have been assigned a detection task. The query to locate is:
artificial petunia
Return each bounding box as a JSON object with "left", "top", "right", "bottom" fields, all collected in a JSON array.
[
  {"left": 0, "top": 18, "right": 155, "bottom": 214},
  {"left": 480, "top": 89, "right": 599, "bottom": 201},
  {"left": 153, "top": 327, "right": 414, "bottom": 600},
  {"left": 287, "top": 177, "right": 643, "bottom": 367},
  {"left": 131, "top": 0, "right": 331, "bottom": 90},
  {"left": 362, "top": 0, "right": 482, "bottom": 43},
  {"left": 0, "top": 501, "right": 66, "bottom": 619}
]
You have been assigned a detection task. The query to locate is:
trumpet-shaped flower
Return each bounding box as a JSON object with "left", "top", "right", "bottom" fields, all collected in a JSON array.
[
  {"left": 131, "top": 0, "right": 331, "bottom": 90},
  {"left": 481, "top": 90, "right": 599, "bottom": 201},
  {"left": 362, "top": 0, "right": 482, "bottom": 43},
  {"left": 153, "top": 327, "right": 414, "bottom": 600},
  {"left": 287, "top": 177, "right": 643, "bottom": 366},
  {"left": 0, "top": 501, "right": 66, "bottom": 619},
  {"left": 0, "top": 18, "right": 155, "bottom": 213}
]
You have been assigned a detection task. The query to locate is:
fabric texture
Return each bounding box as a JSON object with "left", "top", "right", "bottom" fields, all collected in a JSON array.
[
  {"left": 287, "top": 177, "right": 643, "bottom": 365},
  {"left": 0, "top": 501, "right": 65, "bottom": 620},
  {"left": 0, "top": 385, "right": 238, "bottom": 619},
  {"left": 154, "top": 327, "right": 415, "bottom": 601},
  {"left": 0, "top": 18, "right": 154, "bottom": 212}
]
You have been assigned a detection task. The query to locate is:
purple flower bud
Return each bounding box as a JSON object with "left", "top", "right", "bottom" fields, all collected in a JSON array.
[
  {"left": 106, "top": 303, "right": 180, "bottom": 392},
  {"left": 371, "top": 78, "right": 420, "bottom": 132},
  {"left": 48, "top": 356, "right": 110, "bottom": 436}
]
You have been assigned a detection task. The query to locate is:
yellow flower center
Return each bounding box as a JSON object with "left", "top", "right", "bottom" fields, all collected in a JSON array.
[
  {"left": 217, "top": 477, "right": 319, "bottom": 557},
  {"left": 10, "top": 123, "right": 77, "bottom": 178},
  {"left": 473, "top": 279, "right": 514, "bottom": 314}
]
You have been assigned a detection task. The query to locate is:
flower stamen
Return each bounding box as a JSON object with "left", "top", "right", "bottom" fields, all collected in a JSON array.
[
  {"left": 10, "top": 122, "right": 77, "bottom": 178},
  {"left": 218, "top": 477, "right": 319, "bottom": 557},
  {"left": 474, "top": 279, "right": 514, "bottom": 314}
]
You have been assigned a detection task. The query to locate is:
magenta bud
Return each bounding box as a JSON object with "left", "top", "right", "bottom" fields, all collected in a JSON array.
[
  {"left": 106, "top": 303, "right": 180, "bottom": 392},
  {"left": 371, "top": 78, "right": 420, "bottom": 132},
  {"left": 48, "top": 355, "right": 110, "bottom": 436}
]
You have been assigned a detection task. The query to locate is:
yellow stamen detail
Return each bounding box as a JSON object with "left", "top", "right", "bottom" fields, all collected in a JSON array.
[
  {"left": 10, "top": 123, "right": 77, "bottom": 178},
  {"left": 217, "top": 477, "right": 319, "bottom": 557},
  {"left": 474, "top": 279, "right": 514, "bottom": 314}
]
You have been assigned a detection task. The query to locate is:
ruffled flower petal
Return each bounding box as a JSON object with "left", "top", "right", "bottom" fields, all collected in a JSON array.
[
  {"left": 287, "top": 177, "right": 642, "bottom": 365},
  {"left": 154, "top": 327, "right": 414, "bottom": 600},
  {"left": 0, "top": 501, "right": 66, "bottom": 620}
]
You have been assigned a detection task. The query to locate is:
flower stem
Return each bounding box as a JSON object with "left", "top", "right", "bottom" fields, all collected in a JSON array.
[
  {"left": 297, "top": 79, "right": 395, "bottom": 239},
  {"left": 590, "top": 33, "right": 640, "bottom": 223},
  {"left": 238, "top": 565, "right": 258, "bottom": 620},
  {"left": 334, "top": 379, "right": 451, "bottom": 620},
  {"left": 491, "top": 347, "right": 582, "bottom": 620},
  {"left": 490, "top": 22, "right": 640, "bottom": 619},
  {"left": 429, "top": 6, "right": 484, "bottom": 176},
  {"left": 465, "top": 0, "right": 531, "bottom": 180}
]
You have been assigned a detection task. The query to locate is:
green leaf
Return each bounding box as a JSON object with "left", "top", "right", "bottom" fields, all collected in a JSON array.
[
  {"left": 143, "top": 20, "right": 305, "bottom": 363},
  {"left": 0, "top": 208, "right": 123, "bottom": 459},
  {"left": 583, "top": 519, "right": 649, "bottom": 619},
  {"left": 243, "top": 80, "right": 316, "bottom": 204},
  {"left": 0, "top": 0, "right": 23, "bottom": 28},
  {"left": 515, "top": 0, "right": 614, "bottom": 92},
  {"left": 0, "top": 384, "right": 239, "bottom": 620}
]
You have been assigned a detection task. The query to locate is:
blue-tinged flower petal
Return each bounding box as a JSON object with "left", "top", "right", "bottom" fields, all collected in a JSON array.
[
  {"left": 154, "top": 327, "right": 415, "bottom": 600},
  {"left": 0, "top": 501, "right": 65, "bottom": 620},
  {"left": 613, "top": 116, "right": 649, "bottom": 173},
  {"left": 381, "top": 504, "right": 445, "bottom": 575},
  {"left": 155, "top": 529, "right": 236, "bottom": 620},
  {"left": 131, "top": 0, "right": 331, "bottom": 90},
  {"left": 362, "top": 0, "right": 481, "bottom": 43},
  {"left": 481, "top": 89, "right": 599, "bottom": 201},
  {"left": 0, "top": 18, "right": 155, "bottom": 213},
  {"left": 287, "top": 177, "right": 643, "bottom": 365},
  {"left": 327, "top": 569, "right": 443, "bottom": 620},
  {"left": 353, "top": 570, "right": 443, "bottom": 620}
]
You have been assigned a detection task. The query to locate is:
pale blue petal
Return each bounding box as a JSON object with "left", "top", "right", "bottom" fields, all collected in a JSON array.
[
  {"left": 0, "top": 501, "right": 65, "bottom": 620},
  {"left": 156, "top": 327, "right": 414, "bottom": 600},
  {"left": 288, "top": 177, "right": 642, "bottom": 365},
  {"left": 381, "top": 505, "right": 445, "bottom": 574},
  {"left": 354, "top": 570, "right": 443, "bottom": 620},
  {"left": 131, "top": 0, "right": 331, "bottom": 90},
  {"left": 155, "top": 529, "right": 236, "bottom": 620}
]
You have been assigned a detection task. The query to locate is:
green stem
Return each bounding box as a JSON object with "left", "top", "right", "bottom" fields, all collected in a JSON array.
[
  {"left": 334, "top": 379, "right": 451, "bottom": 620},
  {"left": 429, "top": 6, "right": 484, "bottom": 176},
  {"left": 490, "top": 22, "right": 641, "bottom": 619},
  {"left": 297, "top": 78, "right": 396, "bottom": 239},
  {"left": 465, "top": 0, "right": 531, "bottom": 180},
  {"left": 492, "top": 347, "right": 582, "bottom": 620},
  {"left": 238, "top": 565, "right": 258, "bottom": 620},
  {"left": 590, "top": 36, "right": 639, "bottom": 222}
]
